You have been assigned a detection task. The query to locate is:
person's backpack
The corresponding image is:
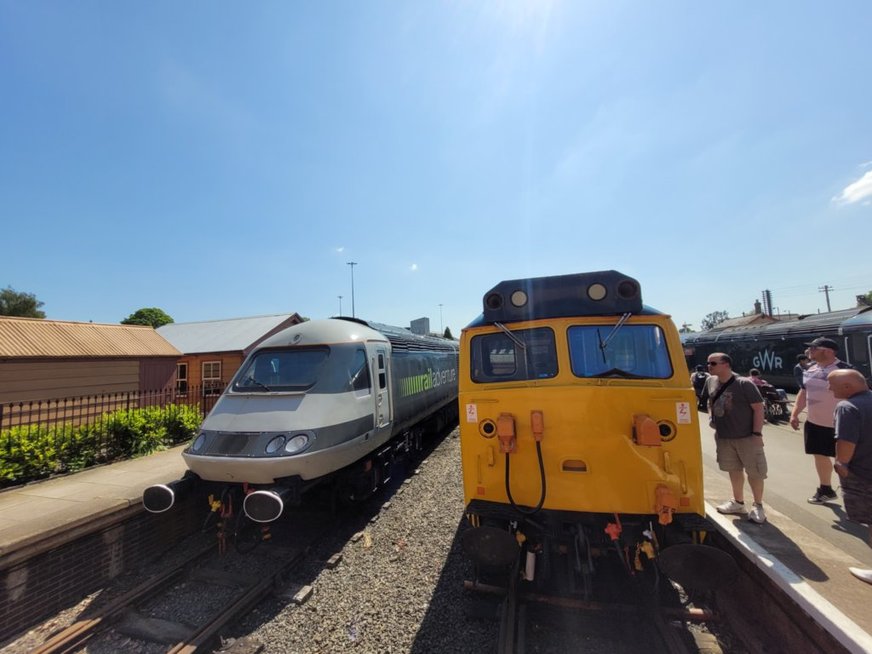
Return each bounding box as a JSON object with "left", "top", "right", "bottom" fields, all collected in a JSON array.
[{"left": 692, "top": 372, "right": 708, "bottom": 394}]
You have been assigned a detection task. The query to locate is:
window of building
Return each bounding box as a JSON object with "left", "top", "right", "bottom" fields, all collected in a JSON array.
[
  {"left": 203, "top": 360, "right": 223, "bottom": 396},
  {"left": 176, "top": 362, "right": 188, "bottom": 396}
]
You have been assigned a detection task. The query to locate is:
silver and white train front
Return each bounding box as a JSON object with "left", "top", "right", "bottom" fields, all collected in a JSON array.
[{"left": 181, "top": 320, "right": 393, "bottom": 521}]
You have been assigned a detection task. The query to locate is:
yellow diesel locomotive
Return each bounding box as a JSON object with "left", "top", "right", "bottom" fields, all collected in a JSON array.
[{"left": 460, "top": 270, "right": 724, "bottom": 597}]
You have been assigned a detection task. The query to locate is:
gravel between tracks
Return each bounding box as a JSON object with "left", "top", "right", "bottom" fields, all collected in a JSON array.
[{"left": 229, "top": 426, "right": 497, "bottom": 653}]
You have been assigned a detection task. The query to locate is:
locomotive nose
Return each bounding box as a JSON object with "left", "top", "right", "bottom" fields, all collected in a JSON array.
[{"left": 243, "top": 488, "right": 293, "bottom": 523}]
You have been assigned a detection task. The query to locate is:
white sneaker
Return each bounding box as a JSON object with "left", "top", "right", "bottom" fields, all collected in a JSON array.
[
  {"left": 849, "top": 568, "right": 872, "bottom": 585},
  {"left": 716, "top": 499, "right": 747, "bottom": 515},
  {"left": 748, "top": 503, "right": 766, "bottom": 524}
]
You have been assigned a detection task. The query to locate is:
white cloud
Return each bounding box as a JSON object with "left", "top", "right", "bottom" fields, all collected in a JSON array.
[
  {"left": 335, "top": 246, "right": 345, "bottom": 253},
  {"left": 410, "top": 263, "right": 418, "bottom": 272},
  {"left": 833, "top": 170, "right": 872, "bottom": 205}
]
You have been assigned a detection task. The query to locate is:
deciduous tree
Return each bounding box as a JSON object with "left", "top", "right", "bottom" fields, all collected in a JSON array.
[
  {"left": 700, "top": 310, "right": 729, "bottom": 331},
  {"left": 121, "top": 307, "right": 174, "bottom": 328},
  {"left": 0, "top": 286, "right": 46, "bottom": 318}
]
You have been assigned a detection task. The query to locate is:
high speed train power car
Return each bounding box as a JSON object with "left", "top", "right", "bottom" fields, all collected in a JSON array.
[
  {"left": 459, "top": 271, "right": 734, "bottom": 599},
  {"left": 144, "top": 318, "right": 458, "bottom": 524}
]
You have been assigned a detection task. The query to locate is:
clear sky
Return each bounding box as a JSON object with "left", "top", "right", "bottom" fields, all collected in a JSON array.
[{"left": 2, "top": 2, "right": 870, "bottom": 336}]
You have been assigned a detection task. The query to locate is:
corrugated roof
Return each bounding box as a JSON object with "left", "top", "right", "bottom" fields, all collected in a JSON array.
[
  {"left": 0, "top": 317, "right": 182, "bottom": 358},
  {"left": 156, "top": 314, "right": 302, "bottom": 354}
]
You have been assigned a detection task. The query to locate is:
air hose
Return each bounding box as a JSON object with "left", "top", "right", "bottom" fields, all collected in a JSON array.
[{"left": 504, "top": 441, "right": 547, "bottom": 515}]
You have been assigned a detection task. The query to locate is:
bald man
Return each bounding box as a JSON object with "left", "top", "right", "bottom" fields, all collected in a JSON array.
[{"left": 828, "top": 369, "right": 872, "bottom": 585}]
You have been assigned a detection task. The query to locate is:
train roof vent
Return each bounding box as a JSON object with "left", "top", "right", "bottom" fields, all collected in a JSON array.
[{"left": 482, "top": 270, "right": 643, "bottom": 323}]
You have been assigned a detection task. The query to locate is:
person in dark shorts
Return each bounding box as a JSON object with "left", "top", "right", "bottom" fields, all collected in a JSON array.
[
  {"left": 829, "top": 369, "right": 872, "bottom": 585},
  {"left": 789, "top": 337, "right": 853, "bottom": 504}
]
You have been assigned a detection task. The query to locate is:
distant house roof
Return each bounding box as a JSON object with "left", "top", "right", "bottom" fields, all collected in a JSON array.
[
  {"left": 709, "top": 314, "right": 778, "bottom": 331},
  {"left": 157, "top": 313, "right": 304, "bottom": 355},
  {"left": 0, "top": 316, "right": 181, "bottom": 358}
]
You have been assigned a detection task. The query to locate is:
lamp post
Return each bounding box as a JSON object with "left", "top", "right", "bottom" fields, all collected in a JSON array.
[
  {"left": 438, "top": 303, "right": 443, "bottom": 334},
  {"left": 347, "top": 262, "right": 358, "bottom": 317},
  {"left": 338, "top": 295, "right": 343, "bottom": 316}
]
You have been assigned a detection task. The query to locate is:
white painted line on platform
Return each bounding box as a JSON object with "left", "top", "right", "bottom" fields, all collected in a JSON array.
[{"left": 706, "top": 503, "right": 872, "bottom": 654}]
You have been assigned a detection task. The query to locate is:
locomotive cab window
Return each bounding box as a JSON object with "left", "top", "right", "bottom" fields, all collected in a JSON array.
[
  {"left": 233, "top": 347, "right": 329, "bottom": 392},
  {"left": 568, "top": 324, "right": 672, "bottom": 379},
  {"left": 471, "top": 327, "right": 557, "bottom": 383},
  {"left": 349, "top": 348, "right": 372, "bottom": 393}
]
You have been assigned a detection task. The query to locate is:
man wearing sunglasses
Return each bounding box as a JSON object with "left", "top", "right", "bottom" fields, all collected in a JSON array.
[
  {"left": 705, "top": 353, "right": 768, "bottom": 524},
  {"left": 790, "top": 337, "right": 853, "bottom": 504}
]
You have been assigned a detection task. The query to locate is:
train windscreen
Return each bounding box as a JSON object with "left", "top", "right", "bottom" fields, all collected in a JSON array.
[
  {"left": 233, "top": 347, "right": 330, "bottom": 392},
  {"left": 567, "top": 325, "right": 673, "bottom": 379}
]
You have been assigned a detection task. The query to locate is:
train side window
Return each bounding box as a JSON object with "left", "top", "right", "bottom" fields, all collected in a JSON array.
[
  {"left": 567, "top": 325, "right": 672, "bottom": 379},
  {"left": 471, "top": 328, "right": 557, "bottom": 383},
  {"left": 378, "top": 353, "right": 387, "bottom": 389},
  {"left": 349, "top": 348, "right": 372, "bottom": 393}
]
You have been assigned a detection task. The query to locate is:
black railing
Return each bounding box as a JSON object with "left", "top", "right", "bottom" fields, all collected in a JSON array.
[
  {"left": 0, "top": 384, "right": 223, "bottom": 433},
  {"left": 0, "top": 384, "right": 226, "bottom": 488}
]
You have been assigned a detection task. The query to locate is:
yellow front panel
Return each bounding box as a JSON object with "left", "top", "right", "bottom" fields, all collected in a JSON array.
[{"left": 459, "top": 316, "right": 704, "bottom": 517}]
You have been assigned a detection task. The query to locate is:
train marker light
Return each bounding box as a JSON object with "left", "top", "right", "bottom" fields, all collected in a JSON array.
[
  {"left": 510, "top": 290, "right": 528, "bottom": 307},
  {"left": 587, "top": 283, "right": 607, "bottom": 301},
  {"left": 285, "top": 433, "right": 310, "bottom": 454},
  {"left": 266, "top": 435, "right": 286, "bottom": 454}
]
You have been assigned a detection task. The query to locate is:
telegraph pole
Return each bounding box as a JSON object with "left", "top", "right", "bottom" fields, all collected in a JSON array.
[
  {"left": 819, "top": 285, "right": 833, "bottom": 312},
  {"left": 347, "top": 262, "right": 358, "bottom": 317},
  {"left": 338, "top": 295, "right": 343, "bottom": 316}
]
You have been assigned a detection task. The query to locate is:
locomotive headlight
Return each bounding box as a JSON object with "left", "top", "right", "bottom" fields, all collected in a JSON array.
[
  {"left": 510, "top": 290, "right": 528, "bottom": 307},
  {"left": 285, "top": 433, "right": 311, "bottom": 454},
  {"left": 191, "top": 432, "right": 206, "bottom": 453},
  {"left": 587, "top": 283, "right": 607, "bottom": 301},
  {"left": 265, "top": 435, "right": 286, "bottom": 454}
]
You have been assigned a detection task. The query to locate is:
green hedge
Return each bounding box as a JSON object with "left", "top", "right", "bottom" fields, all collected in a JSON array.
[{"left": 0, "top": 403, "right": 203, "bottom": 488}]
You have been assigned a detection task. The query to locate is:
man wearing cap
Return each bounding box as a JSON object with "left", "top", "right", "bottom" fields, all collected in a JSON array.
[
  {"left": 828, "top": 369, "right": 872, "bottom": 585},
  {"left": 789, "top": 337, "right": 853, "bottom": 504}
]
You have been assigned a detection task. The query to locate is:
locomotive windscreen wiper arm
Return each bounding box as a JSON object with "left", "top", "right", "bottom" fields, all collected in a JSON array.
[{"left": 598, "top": 313, "right": 633, "bottom": 351}]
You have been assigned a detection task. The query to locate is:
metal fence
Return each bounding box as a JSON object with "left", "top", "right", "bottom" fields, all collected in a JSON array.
[{"left": 0, "top": 384, "right": 225, "bottom": 434}]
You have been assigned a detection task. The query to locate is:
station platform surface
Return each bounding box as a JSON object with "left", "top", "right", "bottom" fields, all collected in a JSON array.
[{"left": 1, "top": 430, "right": 871, "bottom": 651}]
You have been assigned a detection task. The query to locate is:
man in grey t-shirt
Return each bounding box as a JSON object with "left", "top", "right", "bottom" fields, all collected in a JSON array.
[
  {"left": 829, "top": 369, "right": 872, "bottom": 585},
  {"left": 706, "top": 352, "right": 767, "bottom": 523}
]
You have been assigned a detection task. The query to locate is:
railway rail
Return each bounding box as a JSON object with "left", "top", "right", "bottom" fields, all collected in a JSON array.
[{"left": 30, "top": 509, "right": 333, "bottom": 654}]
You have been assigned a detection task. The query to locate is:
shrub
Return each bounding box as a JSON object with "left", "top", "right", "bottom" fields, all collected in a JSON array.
[{"left": 0, "top": 403, "right": 203, "bottom": 488}]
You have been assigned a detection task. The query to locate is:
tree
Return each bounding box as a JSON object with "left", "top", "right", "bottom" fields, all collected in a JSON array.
[
  {"left": 679, "top": 323, "right": 696, "bottom": 334},
  {"left": 443, "top": 327, "right": 454, "bottom": 340},
  {"left": 700, "top": 310, "right": 729, "bottom": 332},
  {"left": 122, "top": 307, "right": 174, "bottom": 328},
  {"left": 858, "top": 291, "right": 872, "bottom": 307},
  {"left": 0, "top": 286, "right": 46, "bottom": 318}
]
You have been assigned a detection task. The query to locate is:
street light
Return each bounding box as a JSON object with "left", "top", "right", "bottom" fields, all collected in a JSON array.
[
  {"left": 338, "top": 295, "right": 343, "bottom": 316},
  {"left": 347, "top": 262, "right": 358, "bottom": 317}
]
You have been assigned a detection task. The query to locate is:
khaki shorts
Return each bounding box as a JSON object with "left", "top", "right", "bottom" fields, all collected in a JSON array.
[{"left": 715, "top": 436, "right": 768, "bottom": 480}]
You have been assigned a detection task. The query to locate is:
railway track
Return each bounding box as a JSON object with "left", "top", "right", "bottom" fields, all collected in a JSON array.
[{"left": 30, "top": 508, "right": 334, "bottom": 654}]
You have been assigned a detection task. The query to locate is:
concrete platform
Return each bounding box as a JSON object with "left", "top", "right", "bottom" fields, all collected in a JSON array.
[{"left": 0, "top": 444, "right": 189, "bottom": 564}]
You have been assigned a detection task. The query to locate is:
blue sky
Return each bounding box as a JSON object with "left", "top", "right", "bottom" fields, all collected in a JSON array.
[{"left": 2, "top": 2, "right": 871, "bottom": 336}]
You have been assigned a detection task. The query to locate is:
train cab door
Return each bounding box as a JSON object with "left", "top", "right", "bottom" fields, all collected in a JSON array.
[
  {"left": 845, "top": 332, "right": 872, "bottom": 383},
  {"left": 373, "top": 346, "right": 392, "bottom": 430}
]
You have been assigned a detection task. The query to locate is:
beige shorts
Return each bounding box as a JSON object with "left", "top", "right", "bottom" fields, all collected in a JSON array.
[{"left": 715, "top": 436, "right": 768, "bottom": 480}]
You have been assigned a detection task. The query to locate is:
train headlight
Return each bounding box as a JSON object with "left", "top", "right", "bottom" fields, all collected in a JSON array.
[
  {"left": 191, "top": 432, "right": 206, "bottom": 453},
  {"left": 266, "top": 435, "right": 286, "bottom": 454},
  {"left": 587, "top": 283, "right": 607, "bottom": 301},
  {"left": 285, "top": 433, "right": 310, "bottom": 454}
]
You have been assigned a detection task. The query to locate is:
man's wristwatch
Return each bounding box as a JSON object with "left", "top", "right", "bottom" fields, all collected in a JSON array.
[{"left": 752, "top": 431, "right": 762, "bottom": 436}]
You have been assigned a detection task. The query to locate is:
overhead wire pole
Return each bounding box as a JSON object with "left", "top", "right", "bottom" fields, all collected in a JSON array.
[
  {"left": 438, "top": 304, "right": 443, "bottom": 334},
  {"left": 347, "top": 262, "right": 358, "bottom": 317},
  {"left": 819, "top": 284, "right": 833, "bottom": 312},
  {"left": 338, "top": 295, "right": 343, "bottom": 316}
]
